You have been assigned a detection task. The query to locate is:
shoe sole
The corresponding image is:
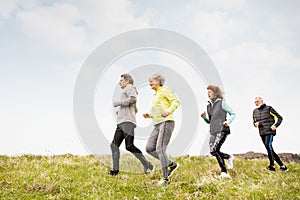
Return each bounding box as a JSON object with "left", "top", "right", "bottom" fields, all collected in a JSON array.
[
  {"left": 220, "top": 175, "right": 231, "bottom": 179},
  {"left": 168, "top": 163, "right": 179, "bottom": 178},
  {"left": 280, "top": 169, "right": 289, "bottom": 172},
  {"left": 265, "top": 168, "right": 275, "bottom": 172},
  {"left": 156, "top": 182, "right": 169, "bottom": 187}
]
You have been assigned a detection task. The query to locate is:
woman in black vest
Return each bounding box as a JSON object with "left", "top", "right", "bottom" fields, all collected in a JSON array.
[
  {"left": 253, "top": 97, "right": 288, "bottom": 171},
  {"left": 201, "top": 85, "right": 236, "bottom": 178}
]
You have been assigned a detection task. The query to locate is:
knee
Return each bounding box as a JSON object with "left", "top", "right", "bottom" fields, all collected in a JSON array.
[
  {"left": 146, "top": 145, "right": 155, "bottom": 154},
  {"left": 210, "top": 150, "right": 217, "bottom": 156},
  {"left": 263, "top": 144, "right": 271, "bottom": 151},
  {"left": 110, "top": 143, "right": 118, "bottom": 150},
  {"left": 125, "top": 144, "right": 135, "bottom": 152},
  {"left": 156, "top": 146, "right": 165, "bottom": 155}
]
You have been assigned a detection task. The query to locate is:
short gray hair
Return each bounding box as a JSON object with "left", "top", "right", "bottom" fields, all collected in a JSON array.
[
  {"left": 121, "top": 73, "right": 134, "bottom": 84},
  {"left": 255, "top": 97, "right": 263, "bottom": 101},
  {"left": 149, "top": 74, "right": 165, "bottom": 86}
]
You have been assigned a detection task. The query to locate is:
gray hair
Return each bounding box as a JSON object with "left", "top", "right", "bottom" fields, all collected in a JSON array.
[
  {"left": 121, "top": 73, "right": 134, "bottom": 84},
  {"left": 255, "top": 97, "right": 264, "bottom": 104},
  {"left": 149, "top": 74, "right": 165, "bottom": 86},
  {"left": 255, "top": 96, "right": 263, "bottom": 101}
]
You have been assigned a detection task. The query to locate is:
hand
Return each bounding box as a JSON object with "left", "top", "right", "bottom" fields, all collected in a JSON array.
[
  {"left": 254, "top": 122, "right": 259, "bottom": 128},
  {"left": 201, "top": 112, "right": 206, "bottom": 117},
  {"left": 271, "top": 125, "right": 277, "bottom": 131},
  {"left": 143, "top": 113, "right": 150, "bottom": 118},
  {"left": 161, "top": 111, "right": 170, "bottom": 118}
]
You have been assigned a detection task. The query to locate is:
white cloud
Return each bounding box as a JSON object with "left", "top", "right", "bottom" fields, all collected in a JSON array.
[
  {"left": 146, "top": 1, "right": 250, "bottom": 52},
  {"left": 186, "top": 0, "right": 246, "bottom": 11},
  {"left": 258, "top": 15, "right": 300, "bottom": 49},
  {"left": 13, "top": 0, "right": 149, "bottom": 55},
  {"left": 0, "top": 0, "right": 18, "bottom": 27},
  {"left": 0, "top": 0, "right": 18, "bottom": 18},
  {"left": 74, "top": 0, "right": 150, "bottom": 47},
  {"left": 16, "top": 2, "right": 87, "bottom": 54},
  {"left": 214, "top": 42, "right": 300, "bottom": 71},
  {"left": 212, "top": 42, "right": 300, "bottom": 101},
  {"left": 184, "top": 11, "right": 249, "bottom": 50}
]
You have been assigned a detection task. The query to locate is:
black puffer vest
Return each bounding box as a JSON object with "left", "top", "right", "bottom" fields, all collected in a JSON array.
[
  {"left": 207, "top": 99, "right": 227, "bottom": 134},
  {"left": 253, "top": 104, "right": 276, "bottom": 136}
]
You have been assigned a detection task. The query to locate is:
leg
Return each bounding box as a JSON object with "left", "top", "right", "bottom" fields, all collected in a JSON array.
[
  {"left": 110, "top": 126, "right": 125, "bottom": 171},
  {"left": 146, "top": 125, "right": 160, "bottom": 160},
  {"left": 261, "top": 135, "right": 275, "bottom": 167},
  {"left": 266, "top": 135, "right": 284, "bottom": 167},
  {"left": 119, "top": 122, "right": 150, "bottom": 168},
  {"left": 210, "top": 132, "right": 228, "bottom": 173},
  {"left": 156, "top": 121, "right": 174, "bottom": 179}
]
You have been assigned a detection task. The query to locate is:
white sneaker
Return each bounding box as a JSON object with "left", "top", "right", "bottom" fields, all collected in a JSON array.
[
  {"left": 220, "top": 172, "right": 231, "bottom": 178},
  {"left": 228, "top": 154, "right": 234, "bottom": 169}
]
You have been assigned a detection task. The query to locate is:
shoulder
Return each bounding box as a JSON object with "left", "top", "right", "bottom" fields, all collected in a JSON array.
[
  {"left": 221, "top": 99, "right": 227, "bottom": 104},
  {"left": 160, "top": 86, "right": 175, "bottom": 95},
  {"left": 253, "top": 107, "right": 260, "bottom": 113},
  {"left": 217, "top": 98, "right": 224, "bottom": 105},
  {"left": 265, "top": 105, "right": 272, "bottom": 110},
  {"left": 161, "top": 86, "right": 173, "bottom": 92},
  {"left": 125, "top": 85, "right": 137, "bottom": 94}
]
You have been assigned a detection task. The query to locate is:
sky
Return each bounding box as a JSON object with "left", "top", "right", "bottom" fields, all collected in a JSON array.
[{"left": 0, "top": 0, "right": 299, "bottom": 156}]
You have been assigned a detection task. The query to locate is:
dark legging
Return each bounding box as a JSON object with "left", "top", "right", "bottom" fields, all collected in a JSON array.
[
  {"left": 110, "top": 122, "right": 149, "bottom": 170},
  {"left": 209, "top": 132, "right": 230, "bottom": 173},
  {"left": 261, "top": 134, "right": 283, "bottom": 167}
]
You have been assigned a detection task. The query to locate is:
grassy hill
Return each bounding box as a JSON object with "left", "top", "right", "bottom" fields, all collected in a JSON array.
[{"left": 0, "top": 154, "right": 299, "bottom": 199}]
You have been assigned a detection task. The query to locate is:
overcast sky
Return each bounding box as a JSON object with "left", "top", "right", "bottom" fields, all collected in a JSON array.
[{"left": 1, "top": 0, "right": 299, "bottom": 156}]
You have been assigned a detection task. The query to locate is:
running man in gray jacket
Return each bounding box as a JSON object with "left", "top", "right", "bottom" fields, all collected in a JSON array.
[{"left": 110, "top": 74, "right": 153, "bottom": 176}]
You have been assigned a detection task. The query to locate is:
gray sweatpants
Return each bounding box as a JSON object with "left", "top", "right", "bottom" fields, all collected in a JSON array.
[{"left": 146, "top": 120, "right": 175, "bottom": 179}]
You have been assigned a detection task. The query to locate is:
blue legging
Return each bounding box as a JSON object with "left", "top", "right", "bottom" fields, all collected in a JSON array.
[{"left": 261, "top": 134, "right": 283, "bottom": 167}]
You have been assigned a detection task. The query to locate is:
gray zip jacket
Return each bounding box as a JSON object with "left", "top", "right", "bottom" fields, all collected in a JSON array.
[{"left": 113, "top": 84, "right": 138, "bottom": 125}]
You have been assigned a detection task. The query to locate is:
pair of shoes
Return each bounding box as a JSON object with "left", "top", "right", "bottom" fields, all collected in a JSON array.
[
  {"left": 144, "top": 162, "right": 155, "bottom": 174},
  {"left": 220, "top": 172, "right": 231, "bottom": 178},
  {"left": 228, "top": 154, "right": 234, "bottom": 169},
  {"left": 109, "top": 170, "right": 119, "bottom": 176},
  {"left": 266, "top": 166, "right": 275, "bottom": 171},
  {"left": 156, "top": 178, "right": 170, "bottom": 187},
  {"left": 168, "top": 161, "right": 179, "bottom": 177},
  {"left": 280, "top": 165, "right": 288, "bottom": 171}
]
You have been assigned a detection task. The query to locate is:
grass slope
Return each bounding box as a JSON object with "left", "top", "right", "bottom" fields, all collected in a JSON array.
[{"left": 0, "top": 154, "right": 299, "bottom": 199}]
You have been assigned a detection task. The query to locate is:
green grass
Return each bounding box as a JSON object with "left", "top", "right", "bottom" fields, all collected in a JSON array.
[{"left": 0, "top": 154, "right": 299, "bottom": 199}]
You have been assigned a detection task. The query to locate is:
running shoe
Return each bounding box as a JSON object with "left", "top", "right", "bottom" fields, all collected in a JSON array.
[
  {"left": 167, "top": 161, "right": 179, "bottom": 178},
  {"left": 144, "top": 162, "right": 155, "bottom": 174},
  {"left": 266, "top": 166, "right": 275, "bottom": 171},
  {"left": 220, "top": 172, "right": 231, "bottom": 178},
  {"left": 109, "top": 170, "right": 119, "bottom": 176},
  {"left": 156, "top": 178, "right": 170, "bottom": 187},
  {"left": 280, "top": 165, "right": 288, "bottom": 171}
]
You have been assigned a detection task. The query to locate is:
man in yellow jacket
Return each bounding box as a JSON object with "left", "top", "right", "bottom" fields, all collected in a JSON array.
[{"left": 143, "top": 74, "right": 180, "bottom": 187}]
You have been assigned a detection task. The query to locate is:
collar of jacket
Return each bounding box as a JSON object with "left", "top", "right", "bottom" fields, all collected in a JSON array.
[
  {"left": 208, "top": 98, "right": 222, "bottom": 105},
  {"left": 258, "top": 103, "right": 266, "bottom": 110},
  {"left": 124, "top": 84, "right": 133, "bottom": 88},
  {"left": 156, "top": 86, "right": 163, "bottom": 93}
]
